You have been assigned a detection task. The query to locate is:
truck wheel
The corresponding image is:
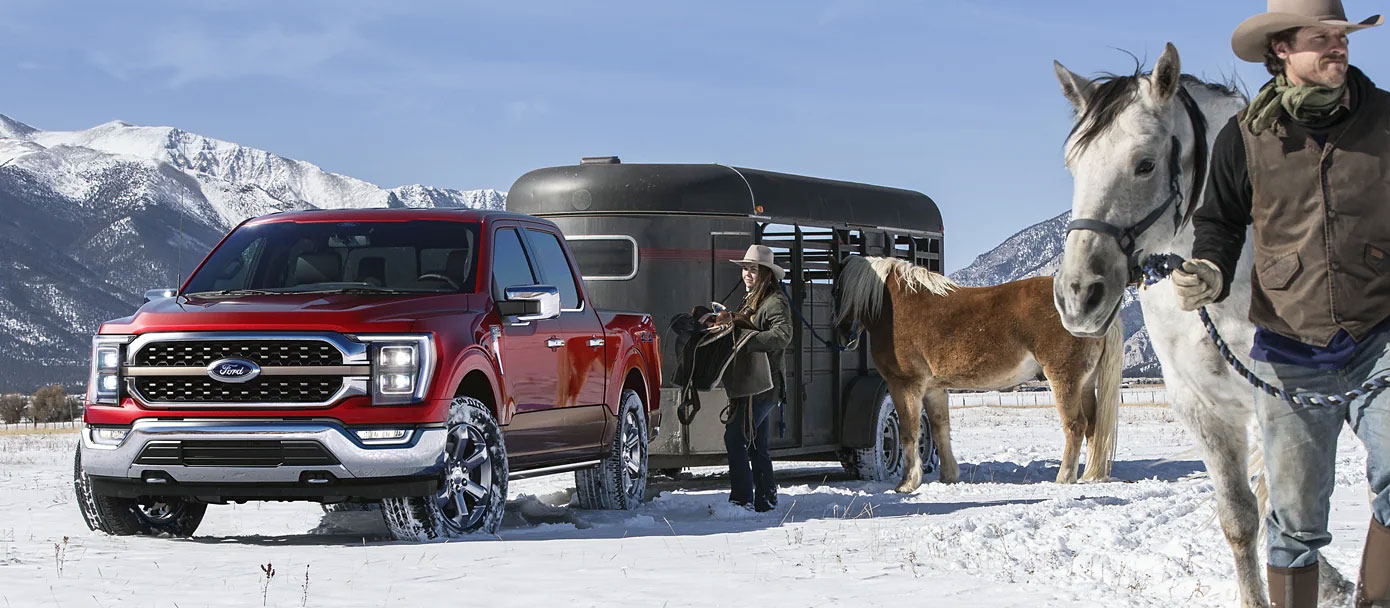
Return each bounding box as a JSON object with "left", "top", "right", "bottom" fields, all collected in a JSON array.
[
  {"left": 839, "top": 393, "right": 936, "bottom": 480},
  {"left": 381, "top": 396, "right": 507, "bottom": 540},
  {"left": 73, "top": 444, "right": 207, "bottom": 537},
  {"left": 575, "top": 389, "right": 648, "bottom": 510}
]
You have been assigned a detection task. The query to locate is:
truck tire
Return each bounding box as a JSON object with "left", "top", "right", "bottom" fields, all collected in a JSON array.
[
  {"left": 73, "top": 444, "right": 207, "bottom": 537},
  {"left": 321, "top": 501, "right": 379, "bottom": 514},
  {"left": 381, "top": 396, "right": 507, "bottom": 540},
  {"left": 575, "top": 389, "right": 648, "bottom": 510},
  {"left": 839, "top": 393, "right": 936, "bottom": 481}
]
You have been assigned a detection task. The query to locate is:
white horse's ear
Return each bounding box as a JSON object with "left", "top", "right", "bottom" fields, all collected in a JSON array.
[
  {"left": 1149, "top": 42, "right": 1182, "bottom": 101},
  {"left": 1054, "top": 60, "right": 1094, "bottom": 114}
]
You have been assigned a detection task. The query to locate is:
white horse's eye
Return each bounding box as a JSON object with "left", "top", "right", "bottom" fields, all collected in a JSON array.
[{"left": 1135, "top": 159, "right": 1157, "bottom": 176}]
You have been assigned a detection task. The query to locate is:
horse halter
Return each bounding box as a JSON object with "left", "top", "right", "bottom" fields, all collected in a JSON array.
[{"left": 1065, "top": 86, "right": 1209, "bottom": 286}]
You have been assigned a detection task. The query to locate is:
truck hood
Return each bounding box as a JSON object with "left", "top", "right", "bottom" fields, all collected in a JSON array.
[{"left": 99, "top": 293, "right": 484, "bottom": 335}]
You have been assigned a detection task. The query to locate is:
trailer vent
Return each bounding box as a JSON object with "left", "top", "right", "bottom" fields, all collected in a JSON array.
[{"left": 580, "top": 156, "right": 621, "bottom": 165}]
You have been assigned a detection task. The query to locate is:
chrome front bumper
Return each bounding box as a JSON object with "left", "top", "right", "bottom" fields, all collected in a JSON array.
[{"left": 80, "top": 420, "right": 447, "bottom": 483}]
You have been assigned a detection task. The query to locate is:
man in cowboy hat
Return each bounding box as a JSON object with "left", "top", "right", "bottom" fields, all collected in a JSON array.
[{"left": 1175, "top": 1, "right": 1390, "bottom": 605}]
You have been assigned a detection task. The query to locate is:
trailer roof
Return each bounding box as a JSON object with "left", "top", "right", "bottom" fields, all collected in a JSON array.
[{"left": 505, "top": 162, "right": 943, "bottom": 234}]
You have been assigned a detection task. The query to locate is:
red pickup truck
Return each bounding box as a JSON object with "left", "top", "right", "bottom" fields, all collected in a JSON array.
[{"left": 72, "top": 208, "right": 661, "bottom": 540}]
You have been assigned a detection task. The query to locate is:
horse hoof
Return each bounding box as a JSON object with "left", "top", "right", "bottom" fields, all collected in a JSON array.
[{"left": 894, "top": 483, "right": 919, "bottom": 494}]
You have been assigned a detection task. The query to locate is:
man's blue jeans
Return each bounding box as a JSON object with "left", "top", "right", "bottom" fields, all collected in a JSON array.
[{"left": 1255, "top": 328, "right": 1390, "bottom": 568}]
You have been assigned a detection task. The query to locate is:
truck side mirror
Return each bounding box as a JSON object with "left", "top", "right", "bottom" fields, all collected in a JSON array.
[
  {"left": 499, "top": 285, "right": 561, "bottom": 321},
  {"left": 143, "top": 288, "right": 177, "bottom": 304}
]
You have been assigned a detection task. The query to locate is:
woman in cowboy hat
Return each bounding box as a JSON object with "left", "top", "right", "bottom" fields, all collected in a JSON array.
[
  {"left": 1178, "top": 1, "right": 1389, "bottom": 605},
  {"left": 715, "top": 244, "right": 792, "bottom": 512}
]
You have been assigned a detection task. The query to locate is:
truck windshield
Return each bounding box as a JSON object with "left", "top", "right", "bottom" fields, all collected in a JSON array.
[{"left": 183, "top": 220, "right": 480, "bottom": 296}]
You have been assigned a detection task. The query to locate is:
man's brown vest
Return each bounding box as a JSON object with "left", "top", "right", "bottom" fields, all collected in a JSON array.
[{"left": 1240, "top": 86, "right": 1390, "bottom": 346}]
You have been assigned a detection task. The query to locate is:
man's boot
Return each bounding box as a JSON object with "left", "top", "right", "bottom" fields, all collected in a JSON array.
[
  {"left": 1356, "top": 518, "right": 1390, "bottom": 607},
  {"left": 1268, "top": 563, "right": 1318, "bottom": 608}
]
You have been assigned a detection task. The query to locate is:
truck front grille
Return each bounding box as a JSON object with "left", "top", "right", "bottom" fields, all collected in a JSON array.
[
  {"left": 134, "top": 440, "right": 340, "bottom": 467},
  {"left": 134, "top": 340, "right": 343, "bottom": 367},
  {"left": 133, "top": 376, "right": 342, "bottom": 404}
]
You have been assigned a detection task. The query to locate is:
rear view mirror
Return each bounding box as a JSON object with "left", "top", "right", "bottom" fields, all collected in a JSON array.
[{"left": 500, "top": 285, "right": 561, "bottom": 321}]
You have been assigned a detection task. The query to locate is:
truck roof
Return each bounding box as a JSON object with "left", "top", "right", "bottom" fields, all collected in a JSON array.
[{"left": 246, "top": 207, "right": 540, "bottom": 226}]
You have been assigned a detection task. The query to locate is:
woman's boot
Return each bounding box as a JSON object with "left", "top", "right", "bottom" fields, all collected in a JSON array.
[{"left": 1356, "top": 518, "right": 1390, "bottom": 607}]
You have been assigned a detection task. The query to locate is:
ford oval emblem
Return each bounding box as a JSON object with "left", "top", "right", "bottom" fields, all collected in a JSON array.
[{"left": 206, "top": 358, "right": 261, "bottom": 384}]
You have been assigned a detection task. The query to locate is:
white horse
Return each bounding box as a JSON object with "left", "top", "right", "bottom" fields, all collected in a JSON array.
[{"left": 1051, "top": 43, "right": 1352, "bottom": 607}]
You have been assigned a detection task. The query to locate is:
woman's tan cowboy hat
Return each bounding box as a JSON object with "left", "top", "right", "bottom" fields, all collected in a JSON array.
[
  {"left": 729, "top": 244, "right": 785, "bottom": 281},
  {"left": 1232, "top": 0, "right": 1382, "bottom": 62}
]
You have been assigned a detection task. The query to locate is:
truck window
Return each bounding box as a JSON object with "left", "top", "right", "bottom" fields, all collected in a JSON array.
[
  {"left": 566, "top": 236, "right": 638, "bottom": 280},
  {"left": 525, "top": 229, "right": 581, "bottom": 309},
  {"left": 491, "top": 228, "right": 536, "bottom": 298}
]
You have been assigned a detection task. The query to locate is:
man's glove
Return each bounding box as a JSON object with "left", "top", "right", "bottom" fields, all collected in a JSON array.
[{"left": 1171, "top": 258, "right": 1223, "bottom": 311}]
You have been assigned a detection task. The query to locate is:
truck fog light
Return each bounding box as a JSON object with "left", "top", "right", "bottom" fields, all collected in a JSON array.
[
  {"left": 354, "top": 429, "right": 410, "bottom": 443},
  {"left": 91, "top": 427, "right": 129, "bottom": 446}
]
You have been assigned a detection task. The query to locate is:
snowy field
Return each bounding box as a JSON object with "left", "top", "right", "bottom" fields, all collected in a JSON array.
[{"left": 0, "top": 405, "right": 1374, "bottom": 607}]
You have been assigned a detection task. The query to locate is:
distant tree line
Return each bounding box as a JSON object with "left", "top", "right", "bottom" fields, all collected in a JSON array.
[{"left": 0, "top": 385, "right": 81, "bottom": 425}]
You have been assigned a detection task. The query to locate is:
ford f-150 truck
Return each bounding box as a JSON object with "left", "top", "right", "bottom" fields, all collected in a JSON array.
[{"left": 73, "top": 208, "right": 661, "bottom": 540}]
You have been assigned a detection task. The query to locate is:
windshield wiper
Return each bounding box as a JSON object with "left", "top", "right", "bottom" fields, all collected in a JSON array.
[
  {"left": 183, "top": 289, "right": 286, "bottom": 299},
  {"left": 294, "top": 287, "right": 423, "bottom": 295}
]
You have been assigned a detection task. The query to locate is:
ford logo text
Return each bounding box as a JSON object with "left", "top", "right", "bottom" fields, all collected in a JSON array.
[{"left": 206, "top": 358, "right": 261, "bottom": 384}]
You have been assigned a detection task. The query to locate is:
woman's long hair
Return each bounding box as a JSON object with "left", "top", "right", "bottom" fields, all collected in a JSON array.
[{"left": 742, "top": 266, "right": 779, "bottom": 313}]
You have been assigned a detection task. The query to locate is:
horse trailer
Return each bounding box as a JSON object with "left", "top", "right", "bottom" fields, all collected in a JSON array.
[{"left": 505, "top": 157, "right": 944, "bottom": 481}]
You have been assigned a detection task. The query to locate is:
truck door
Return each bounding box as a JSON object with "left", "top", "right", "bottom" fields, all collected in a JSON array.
[
  {"left": 523, "top": 227, "right": 609, "bottom": 455},
  {"left": 490, "top": 226, "right": 563, "bottom": 464}
]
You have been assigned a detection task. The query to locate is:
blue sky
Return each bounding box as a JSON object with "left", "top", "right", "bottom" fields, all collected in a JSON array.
[{"left": 4, "top": 1, "right": 1389, "bottom": 273}]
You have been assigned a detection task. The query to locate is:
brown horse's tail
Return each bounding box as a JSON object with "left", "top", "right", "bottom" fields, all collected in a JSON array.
[{"left": 1080, "top": 319, "right": 1123, "bottom": 482}]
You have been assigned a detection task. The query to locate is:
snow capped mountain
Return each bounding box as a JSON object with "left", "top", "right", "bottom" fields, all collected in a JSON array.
[
  {"left": 949, "top": 210, "right": 1160, "bottom": 377},
  {"left": 0, "top": 113, "right": 505, "bottom": 392}
]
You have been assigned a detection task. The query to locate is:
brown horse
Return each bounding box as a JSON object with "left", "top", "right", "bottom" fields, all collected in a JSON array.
[{"left": 834, "top": 255, "right": 1123, "bottom": 491}]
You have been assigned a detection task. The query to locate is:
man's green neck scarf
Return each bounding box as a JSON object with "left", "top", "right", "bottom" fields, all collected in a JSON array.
[{"left": 1242, "top": 75, "right": 1347, "bottom": 135}]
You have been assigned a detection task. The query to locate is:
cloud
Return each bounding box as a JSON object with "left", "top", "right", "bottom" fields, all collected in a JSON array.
[
  {"left": 90, "top": 20, "right": 367, "bottom": 87},
  {"left": 503, "top": 99, "right": 553, "bottom": 123}
]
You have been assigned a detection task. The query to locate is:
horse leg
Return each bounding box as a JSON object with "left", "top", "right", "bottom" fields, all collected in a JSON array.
[
  {"left": 1178, "top": 400, "right": 1266, "bottom": 608},
  {"left": 891, "top": 384, "right": 927, "bottom": 493},
  {"left": 1047, "top": 374, "right": 1087, "bottom": 484},
  {"left": 923, "top": 387, "right": 958, "bottom": 485}
]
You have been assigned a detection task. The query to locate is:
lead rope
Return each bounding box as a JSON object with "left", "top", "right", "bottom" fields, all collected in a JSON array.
[{"left": 1140, "top": 253, "right": 1390, "bottom": 407}]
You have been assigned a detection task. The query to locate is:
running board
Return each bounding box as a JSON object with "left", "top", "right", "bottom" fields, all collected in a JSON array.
[{"left": 508, "top": 460, "right": 601, "bottom": 480}]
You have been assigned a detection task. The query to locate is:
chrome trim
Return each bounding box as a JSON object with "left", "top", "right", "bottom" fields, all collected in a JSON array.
[
  {"left": 507, "top": 460, "right": 601, "bottom": 480},
  {"left": 127, "top": 377, "right": 368, "bottom": 409},
  {"left": 587, "top": 337, "right": 605, "bottom": 347},
  {"left": 79, "top": 420, "right": 447, "bottom": 482},
  {"left": 546, "top": 338, "right": 565, "bottom": 349},
  {"left": 127, "top": 332, "right": 369, "bottom": 365},
  {"left": 565, "top": 234, "right": 639, "bottom": 281},
  {"left": 124, "top": 365, "right": 372, "bottom": 377}
]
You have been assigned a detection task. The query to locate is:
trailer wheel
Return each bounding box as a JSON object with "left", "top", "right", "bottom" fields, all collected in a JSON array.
[{"left": 839, "top": 393, "right": 936, "bottom": 481}]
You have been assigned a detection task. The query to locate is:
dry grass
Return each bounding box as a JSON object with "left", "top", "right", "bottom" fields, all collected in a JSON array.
[{"left": 0, "top": 426, "right": 80, "bottom": 436}]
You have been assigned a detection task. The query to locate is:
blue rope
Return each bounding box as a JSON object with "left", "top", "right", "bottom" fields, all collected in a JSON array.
[
  {"left": 1140, "top": 253, "right": 1390, "bottom": 407},
  {"left": 778, "top": 283, "right": 859, "bottom": 352}
]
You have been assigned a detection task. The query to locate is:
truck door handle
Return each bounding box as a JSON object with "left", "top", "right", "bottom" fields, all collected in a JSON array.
[
  {"left": 588, "top": 337, "right": 605, "bottom": 347},
  {"left": 546, "top": 338, "right": 565, "bottom": 349}
]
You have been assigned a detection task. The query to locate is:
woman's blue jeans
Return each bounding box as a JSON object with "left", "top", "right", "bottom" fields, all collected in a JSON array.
[{"left": 725, "top": 389, "right": 778, "bottom": 506}]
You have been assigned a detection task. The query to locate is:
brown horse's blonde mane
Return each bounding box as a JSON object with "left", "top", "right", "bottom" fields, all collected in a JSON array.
[{"left": 837, "top": 255, "right": 957, "bottom": 324}]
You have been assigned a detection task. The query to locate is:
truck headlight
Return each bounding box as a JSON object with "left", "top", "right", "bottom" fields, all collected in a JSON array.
[
  {"left": 88, "top": 336, "right": 131, "bottom": 405},
  {"left": 360, "top": 335, "right": 434, "bottom": 405}
]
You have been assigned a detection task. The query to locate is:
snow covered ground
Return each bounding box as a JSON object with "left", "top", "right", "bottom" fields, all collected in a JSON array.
[{"left": 0, "top": 405, "right": 1374, "bottom": 607}]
